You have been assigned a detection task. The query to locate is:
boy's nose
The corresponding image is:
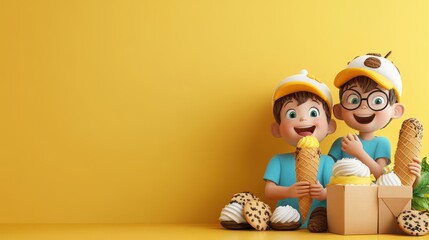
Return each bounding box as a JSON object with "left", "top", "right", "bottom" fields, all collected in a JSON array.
[
  {"left": 360, "top": 98, "right": 369, "bottom": 109},
  {"left": 299, "top": 116, "right": 307, "bottom": 122}
]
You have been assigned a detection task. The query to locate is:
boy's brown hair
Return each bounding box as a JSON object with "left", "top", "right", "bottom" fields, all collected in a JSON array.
[
  {"left": 339, "top": 76, "right": 397, "bottom": 104},
  {"left": 273, "top": 91, "right": 331, "bottom": 124}
]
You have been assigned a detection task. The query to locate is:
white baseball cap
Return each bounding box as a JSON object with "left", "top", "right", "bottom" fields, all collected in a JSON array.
[
  {"left": 334, "top": 53, "right": 402, "bottom": 102},
  {"left": 273, "top": 69, "right": 333, "bottom": 113}
]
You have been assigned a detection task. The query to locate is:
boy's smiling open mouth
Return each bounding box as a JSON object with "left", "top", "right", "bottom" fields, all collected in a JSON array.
[
  {"left": 294, "top": 126, "right": 316, "bottom": 136},
  {"left": 353, "top": 114, "right": 375, "bottom": 124}
]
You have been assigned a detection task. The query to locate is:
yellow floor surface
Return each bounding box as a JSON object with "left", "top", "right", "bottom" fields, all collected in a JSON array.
[{"left": 0, "top": 224, "right": 418, "bottom": 240}]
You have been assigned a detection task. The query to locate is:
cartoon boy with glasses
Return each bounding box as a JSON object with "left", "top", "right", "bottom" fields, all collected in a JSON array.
[{"left": 328, "top": 53, "right": 421, "bottom": 182}]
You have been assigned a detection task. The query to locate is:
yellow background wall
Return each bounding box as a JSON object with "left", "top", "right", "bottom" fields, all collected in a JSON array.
[{"left": 0, "top": 0, "right": 428, "bottom": 223}]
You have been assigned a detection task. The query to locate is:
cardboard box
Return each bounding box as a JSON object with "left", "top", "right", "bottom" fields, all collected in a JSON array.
[
  {"left": 327, "top": 185, "right": 378, "bottom": 235},
  {"left": 378, "top": 186, "right": 412, "bottom": 234}
]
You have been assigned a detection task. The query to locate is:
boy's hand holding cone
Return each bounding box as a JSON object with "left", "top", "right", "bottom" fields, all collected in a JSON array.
[
  {"left": 394, "top": 118, "right": 423, "bottom": 186},
  {"left": 295, "top": 136, "right": 320, "bottom": 222}
]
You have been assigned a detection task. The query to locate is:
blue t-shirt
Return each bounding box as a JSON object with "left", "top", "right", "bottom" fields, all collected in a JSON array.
[
  {"left": 328, "top": 136, "right": 391, "bottom": 164},
  {"left": 263, "top": 153, "right": 334, "bottom": 228}
]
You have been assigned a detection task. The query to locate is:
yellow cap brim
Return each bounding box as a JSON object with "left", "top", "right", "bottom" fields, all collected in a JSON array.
[
  {"left": 273, "top": 81, "right": 332, "bottom": 113},
  {"left": 334, "top": 68, "right": 401, "bottom": 102}
]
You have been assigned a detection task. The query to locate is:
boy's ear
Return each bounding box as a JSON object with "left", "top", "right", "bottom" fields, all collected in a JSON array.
[
  {"left": 392, "top": 103, "right": 405, "bottom": 119},
  {"left": 271, "top": 122, "right": 282, "bottom": 138},
  {"left": 333, "top": 104, "right": 343, "bottom": 120},
  {"left": 327, "top": 119, "right": 337, "bottom": 134}
]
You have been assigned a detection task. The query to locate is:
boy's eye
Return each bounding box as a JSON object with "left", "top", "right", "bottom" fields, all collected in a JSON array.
[
  {"left": 286, "top": 109, "right": 297, "bottom": 119},
  {"left": 347, "top": 94, "right": 360, "bottom": 105},
  {"left": 372, "top": 96, "right": 385, "bottom": 105},
  {"left": 308, "top": 107, "right": 320, "bottom": 118}
]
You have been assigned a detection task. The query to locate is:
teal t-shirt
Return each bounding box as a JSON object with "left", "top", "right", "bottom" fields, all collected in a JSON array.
[
  {"left": 328, "top": 136, "right": 391, "bottom": 164},
  {"left": 263, "top": 153, "right": 334, "bottom": 228}
]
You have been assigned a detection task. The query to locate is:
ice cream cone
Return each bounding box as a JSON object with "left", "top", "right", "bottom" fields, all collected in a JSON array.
[
  {"left": 295, "top": 136, "right": 320, "bottom": 223},
  {"left": 394, "top": 118, "right": 423, "bottom": 186}
]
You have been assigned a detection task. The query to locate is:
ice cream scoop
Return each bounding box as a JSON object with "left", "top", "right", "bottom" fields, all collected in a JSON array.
[
  {"left": 270, "top": 205, "right": 300, "bottom": 224},
  {"left": 219, "top": 202, "right": 247, "bottom": 223},
  {"left": 297, "top": 135, "right": 320, "bottom": 148},
  {"left": 376, "top": 172, "right": 402, "bottom": 186},
  {"left": 329, "top": 158, "right": 372, "bottom": 185},
  {"left": 332, "top": 158, "right": 370, "bottom": 177}
]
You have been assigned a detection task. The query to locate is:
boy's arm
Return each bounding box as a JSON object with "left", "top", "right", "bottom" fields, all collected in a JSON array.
[
  {"left": 264, "top": 155, "right": 310, "bottom": 200},
  {"left": 375, "top": 137, "right": 421, "bottom": 185},
  {"left": 328, "top": 138, "right": 342, "bottom": 162},
  {"left": 341, "top": 134, "right": 385, "bottom": 178},
  {"left": 265, "top": 180, "right": 310, "bottom": 200}
]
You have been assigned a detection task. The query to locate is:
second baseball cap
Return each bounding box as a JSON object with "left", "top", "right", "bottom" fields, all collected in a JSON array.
[{"left": 273, "top": 69, "right": 333, "bottom": 113}]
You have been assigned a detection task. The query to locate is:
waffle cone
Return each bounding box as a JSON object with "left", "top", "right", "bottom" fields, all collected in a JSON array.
[
  {"left": 295, "top": 147, "right": 320, "bottom": 222},
  {"left": 394, "top": 118, "right": 423, "bottom": 186}
]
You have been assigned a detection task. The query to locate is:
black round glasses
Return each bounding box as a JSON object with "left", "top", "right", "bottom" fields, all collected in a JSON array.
[{"left": 340, "top": 89, "right": 389, "bottom": 111}]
